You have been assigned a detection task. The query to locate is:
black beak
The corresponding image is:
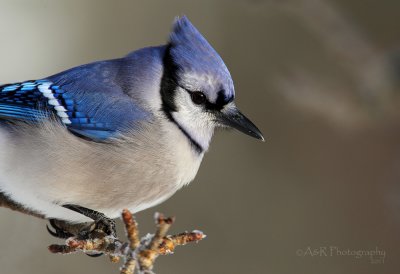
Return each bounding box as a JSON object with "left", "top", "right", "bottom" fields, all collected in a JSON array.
[{"left": 217, "top": 106, "right": 264, "bottom": 141}]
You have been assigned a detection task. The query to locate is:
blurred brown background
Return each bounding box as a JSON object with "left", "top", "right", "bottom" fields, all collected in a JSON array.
[{"left": 1, "top": 0, "right": 400, "bottom": 273}]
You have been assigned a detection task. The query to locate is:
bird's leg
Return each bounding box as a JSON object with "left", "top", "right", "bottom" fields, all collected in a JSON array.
[
  {"left": 46, "top": 216, "right": 106, "bottom": 258},
  {"left": 46, "top": 205, "right": 118, "bottom": 258},
  {"left": 63, "top": 204, "right": 117, "bottom": 239}
]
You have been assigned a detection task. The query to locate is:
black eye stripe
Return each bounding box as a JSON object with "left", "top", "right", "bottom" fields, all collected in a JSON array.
[
  {"left": 180, "top": 86, "right": 233, "bottom": 110},
  {"left": 216, "top": 89, "right": 233, "bottom": 105}
]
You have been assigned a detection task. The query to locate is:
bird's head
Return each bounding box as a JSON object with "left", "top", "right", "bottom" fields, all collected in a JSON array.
[{"left": 160, "top": 16, "right": 264, "bottom": 153}]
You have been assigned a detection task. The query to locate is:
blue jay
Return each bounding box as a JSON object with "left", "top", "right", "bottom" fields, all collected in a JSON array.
[{"left": 0, "top": 17, "right": 263, "bottom": 236}]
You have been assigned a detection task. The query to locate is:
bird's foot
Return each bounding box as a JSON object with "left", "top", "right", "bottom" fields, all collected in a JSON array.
[
  {"left": 47, "top": 205, "right": 117, "bottom": 257},
  {"left": 62, "top": 204, "right": 117, "bottom": 240}
]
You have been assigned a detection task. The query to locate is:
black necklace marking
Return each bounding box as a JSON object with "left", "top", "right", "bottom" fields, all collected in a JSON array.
[{"left": 160, "top": 44, "right": 204, "bottom": 154}]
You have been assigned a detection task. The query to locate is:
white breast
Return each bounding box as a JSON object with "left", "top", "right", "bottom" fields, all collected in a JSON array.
[{"left": 0, "top": 118, "right": 204, "bottom": 223}]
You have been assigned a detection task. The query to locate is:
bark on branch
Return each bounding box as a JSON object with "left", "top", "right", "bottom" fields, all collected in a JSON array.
[{"left": 49, "top": 209, "right": 205, "bottom": 274}]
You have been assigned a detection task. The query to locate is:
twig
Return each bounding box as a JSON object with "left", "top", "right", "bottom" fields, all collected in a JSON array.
[
  {"left": 48, "top": 209, "right": 206, "bottom": 274},
  {"left": 120, "top": 209, "right": 140, "bottom": 274},
  {"left": 137, "top": 213, "right": 174, "bottom": 273}
]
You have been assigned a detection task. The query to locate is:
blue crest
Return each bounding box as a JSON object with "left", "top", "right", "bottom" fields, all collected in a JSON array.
[{"left": 169, "top": 16, "right": 234, "bottom": 101}]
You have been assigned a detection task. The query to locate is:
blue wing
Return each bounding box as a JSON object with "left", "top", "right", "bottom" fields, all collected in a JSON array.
[
  {"left": 0, "top": 80, "right": 52, "bottom": 121},
  {"left": 0, "top": 59, "right": 150, "bottom": 141}
]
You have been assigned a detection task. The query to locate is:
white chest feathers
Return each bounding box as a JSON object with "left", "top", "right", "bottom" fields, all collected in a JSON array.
[{"left": 0, "top": 118, "right": 205, "bottom": 222}]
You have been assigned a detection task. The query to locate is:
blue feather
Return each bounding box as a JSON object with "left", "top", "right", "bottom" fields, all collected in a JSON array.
[
  {"left": 0, "top": 81, "right": 51, "bottom": 121},
  {"left": 0, "top": 59, "right": 151, "bottom": 141}
]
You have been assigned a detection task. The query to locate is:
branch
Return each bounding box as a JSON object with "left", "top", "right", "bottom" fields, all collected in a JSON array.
[{"left": 49, "top": 209, "right": 205, "bottom": 274}]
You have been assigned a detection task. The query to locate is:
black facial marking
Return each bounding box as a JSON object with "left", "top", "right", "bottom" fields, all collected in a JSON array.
[
  {"left": 160, "top": 44, "right": 179, "bottom": 113},
  {"left": 160, "top": 44, "right": 204, "bottom": 154},
  {"left": 204, "top": 89, "right": 234, "bottom": 111}
]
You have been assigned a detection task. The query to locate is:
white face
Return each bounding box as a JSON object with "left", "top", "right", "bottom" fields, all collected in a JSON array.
[
  {"left": 168, "top": 68, "right": 238, "bottom": 152},
  {"left": 170, "top": 85, "right": 217, "bottom": 152},
  {"left": 162, "top": 69, "right": 263, "bottom": 152}
]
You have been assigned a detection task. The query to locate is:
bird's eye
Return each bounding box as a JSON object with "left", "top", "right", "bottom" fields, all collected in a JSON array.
[{"left": 190, "top": 91, "right": 206, "bottom": 105}]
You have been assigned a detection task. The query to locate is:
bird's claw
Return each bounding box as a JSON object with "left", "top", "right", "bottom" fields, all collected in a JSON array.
[
  {"left": 47, "top": 205, "right": 117, "bottom": 258},
  {"left": 46, "top": 219, "right": 74, "bottom": 239},
  {"left": 62, "top": 204, "right": 117, "bottom": 239}
]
